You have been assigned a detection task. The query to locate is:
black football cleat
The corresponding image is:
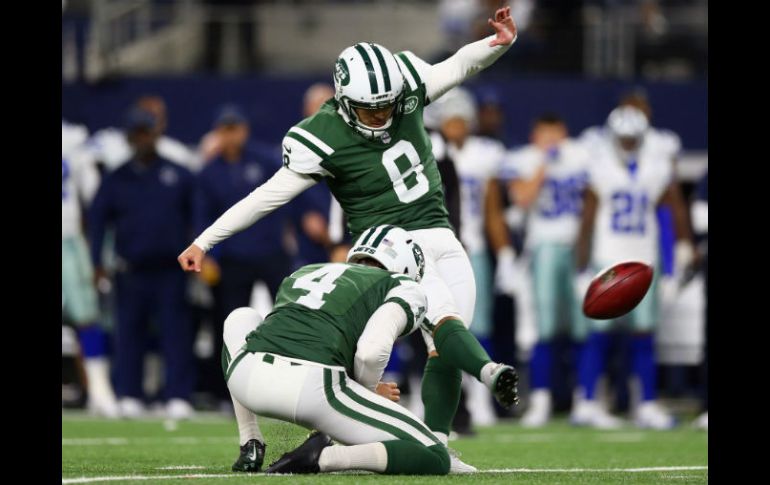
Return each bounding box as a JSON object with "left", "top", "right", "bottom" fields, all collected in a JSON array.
[
  {"left": 265, "top": 431, "right": 333, "bottom": 474},
  {"left": 232, "top": 439, "right": 266, "bottom": 472},
  {"left": 491, "top": 364, "right": 520, "bottom": 409}
]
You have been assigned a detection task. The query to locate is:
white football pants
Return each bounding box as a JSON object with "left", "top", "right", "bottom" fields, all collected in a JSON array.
[
  {"left": 408, "top": 228, "right": 476, "bottom": 353},
  {"left": 223, "top": 307, "right": 441, "bottom": 447}
]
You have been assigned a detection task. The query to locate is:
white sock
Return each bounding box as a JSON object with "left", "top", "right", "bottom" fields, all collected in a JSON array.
[
  {"left": 231, "top": 396, "right": 263, "bottom": 445},
  {"left": 83, "top": 357, "right": 117, "bottom": 403},
  {"left": 479, "top": 362, "right": 499, "bottom": 389},
  {"left": 464, "top": 373, "right": 497, "bottom": 426},
  {"left": 433, "top": 431, "right": 449, "bottom": 447},
  {"left": 318, "top": 443, "right": 388, "bottom": 473}
]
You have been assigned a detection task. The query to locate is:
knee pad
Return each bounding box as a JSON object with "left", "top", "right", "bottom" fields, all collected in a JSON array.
[{"left": 223, "top": 307, "right": 263, "bottom": 355}]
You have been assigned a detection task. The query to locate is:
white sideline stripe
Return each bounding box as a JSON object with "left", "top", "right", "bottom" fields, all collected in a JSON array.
[
  {"left": 61, "top": 411, "right": 234, "bottom": 423},
  {"left": 596, "top": 433, "right": 646, "bottom": 442},
  {"left": 479, "top": 466, "right": 707, "bottom": 473},
  {"left": 62, "top": 438, "right": 129, "bottom": 446},
  {"left": 62, "top": 466, "right": 708, "bottom": 483},
  {"left": 62, "top": 437, "right": 236, "bottom": 446},
  {"left": 493, "top": 434, "right": 557, "bottom": 443},
  {"left": 492, "top": 432, "right": 645, "bottom": 443},
  {"left": 62, "top": 475, "right": 237, "bottom": 484}
]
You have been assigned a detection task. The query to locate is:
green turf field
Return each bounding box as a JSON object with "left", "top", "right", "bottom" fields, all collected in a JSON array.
[{"left": 62, "top": 411, "right": 707, "bottom": 484}]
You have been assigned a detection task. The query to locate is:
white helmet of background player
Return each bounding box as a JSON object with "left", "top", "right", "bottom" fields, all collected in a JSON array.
[
  {"left": 607, "top": 105, "right": 649, "bottom": 160},
  {"left": 347, "top": 225, "right": 426, "bottom": 283},
  {"left": 430, "top": 86, "right": 478, "bottom": 129},
  {"left": 333, "top": 43, "right": 405, "bottom": 141}
]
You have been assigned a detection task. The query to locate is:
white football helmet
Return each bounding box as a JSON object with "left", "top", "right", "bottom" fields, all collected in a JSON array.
[
  {"left": 333, "top": 42, "right": 406, "bottom": 140},
  {"left": 347, "top": 225, "right": 425, "bottom": 283},
  {"left": 432, "top": 87, "right": 477, "bottom": 128},
  {"left": 607, "top": 105, "right": 649, "bottom": 139},
  {"left": 607, "top": 105, "right": 649, "bottom": 160}
]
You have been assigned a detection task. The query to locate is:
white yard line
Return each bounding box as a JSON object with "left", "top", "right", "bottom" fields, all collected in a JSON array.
[
  {"left": 62, "top": 437, "right": 236, "bottom": 446},
  {"left": 62, "top": 466, "right": 708, "bottom": 483}
]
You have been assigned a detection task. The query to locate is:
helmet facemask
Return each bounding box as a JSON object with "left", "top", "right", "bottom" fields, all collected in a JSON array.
[
  {"left": 339, "top": 93, "right": 404, "bottom": 141},
  {"left": 607, "top": 106, "right": 649, "bottom": 162}
]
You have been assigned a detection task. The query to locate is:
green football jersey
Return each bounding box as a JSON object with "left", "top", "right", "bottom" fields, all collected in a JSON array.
[
  {"left": 244, "top": 262, "right": 427, "bottom": 375},
  {"left": 281, "top": 52, "right": 451, "bottom": 239}
]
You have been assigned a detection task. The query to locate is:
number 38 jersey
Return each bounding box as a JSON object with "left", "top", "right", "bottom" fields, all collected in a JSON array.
[
  {"left": 245, "top": 263, "right": 427, "bottom": 375},
  {"left": 503, "top": 140, "right": 590, "bottom": 248},
  {"left": 583, "top": 131, "right": 676, "bottom": 267},
  {"left": 280, "top": 52, "right": 450, "bottom": 239}
]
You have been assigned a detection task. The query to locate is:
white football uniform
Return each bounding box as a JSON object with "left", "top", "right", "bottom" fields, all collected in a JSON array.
[
  {"left": 503, "top": 139, "right": 591, "bottom": 341},
  {"left": 504, "top": 140, "right": 590, "bottom": 248},
  {"left": 582, "top": 132, "right": 676, "bottom": 268},
  {"left": 62, "top": 121, "right": 101, "bottom": 324},
  {"left": 443, "top": 134, "right": 507, "bottom": 254},
  {"left": 581, "top": 125, "right": 681, "bottom": 163},
  {"left": 62, "top": 121, "right": 100, "bottom": 238}
]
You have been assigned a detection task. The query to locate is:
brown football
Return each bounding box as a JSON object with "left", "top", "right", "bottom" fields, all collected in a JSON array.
[{"left": 582, "top": 261, "right": 654, "bottom": 319}]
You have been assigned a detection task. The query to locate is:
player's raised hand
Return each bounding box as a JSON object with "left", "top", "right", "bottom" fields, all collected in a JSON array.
[
  {"left": 488, "top": 6, "right": 517, "bottom": 47},
  {"left": 375, "top": 381, "right": 401, "bottom": 402},
  {"left": 178, "top": 243, "right": 205, "bottom": 272}
]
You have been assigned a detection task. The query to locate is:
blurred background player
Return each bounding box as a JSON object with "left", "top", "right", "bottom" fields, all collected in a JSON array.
[
  {"left": 504, "top": 113, "right": 590, "bottom": 427},
  {"left": 574, "top": 105, "right": 696, "bottom": 429},
  {"left": 62, "top": 120, "right": 119, "bottom": 418},
  {"left": 88, "top": 107, "right": 197, "bottom": 419},
  {"left": 193, "top": 104, "right": 293, "bottom": 410},
  {"left": 88, "top": 95, "right": 200, "bottom": 174},
  {"left": 475, "top": 87, "right": 512, "bottom": 146},
  {"left": 691, "top": 170, "right": 707, "bottom": 430}
]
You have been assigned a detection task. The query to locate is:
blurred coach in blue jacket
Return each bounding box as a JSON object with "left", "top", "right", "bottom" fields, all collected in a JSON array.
[
  {"left": 194, "top": 104, "right": 292, "bottom": 404},
  {"left": 88, "top": 108, "right": 196, "bottom": 419}
]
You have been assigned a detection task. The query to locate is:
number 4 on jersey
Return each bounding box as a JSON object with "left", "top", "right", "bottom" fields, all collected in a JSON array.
[{"left": 292, "top": 263, "right": 349, "bottom": 309}]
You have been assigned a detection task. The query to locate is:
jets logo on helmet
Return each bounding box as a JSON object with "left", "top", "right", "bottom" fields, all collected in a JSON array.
[
  {"left": 333, "top": 42, "right": 406, "bottom": 141},
  {"left": 411, "top": 243, "right": 426, "bottom": 282},
  {"left": 347, "top": 225, "right": 425, "bottom": 282},
  {"left": 334, "top": 58, "right": 350, "bottom": 86}
]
